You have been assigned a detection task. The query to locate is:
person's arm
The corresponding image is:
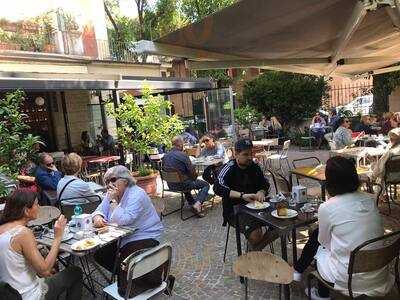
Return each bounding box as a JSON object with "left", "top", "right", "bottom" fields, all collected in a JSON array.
[
  {"left": 19, "top": 216, "right": 66, "bottom": 277},
  {"left": 92, "top": 195, "right": 110, "bottom": 227},
  {"left": 317, "top": 203, "right": 332, "bottom": 249},
  {"left": 182, "top": 153, "right": 197, "bottom": 180},
  {"left": 109, "top": 190, "right": 144, "bottom": 226},
  {"left": 343, "top": 129, "right": 354, "bottom": 146},
  {"left": 214, "top": 162, "right": 257, "bottom": 202}
]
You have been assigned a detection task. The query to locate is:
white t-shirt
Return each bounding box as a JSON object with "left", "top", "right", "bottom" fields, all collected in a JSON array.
[{"left": 316, "top": 191, "right": 393, "bottom": 296}]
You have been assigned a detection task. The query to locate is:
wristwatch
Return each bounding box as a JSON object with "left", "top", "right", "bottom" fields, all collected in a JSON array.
[{"left": 240, "top": 192, "right": 244, "bottom": 200}]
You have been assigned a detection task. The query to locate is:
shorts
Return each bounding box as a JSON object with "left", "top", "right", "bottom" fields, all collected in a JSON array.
[{"left": 226, "top": 213, "right": 264, "bottom": 239}]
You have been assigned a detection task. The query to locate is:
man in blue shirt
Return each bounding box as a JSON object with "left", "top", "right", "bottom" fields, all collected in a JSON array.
[
  {"left": 162, "top": 136, "right": 210, "bottom": 217},
  {"left": 35, "top": 152, "right": 62, "bottom": 204}
]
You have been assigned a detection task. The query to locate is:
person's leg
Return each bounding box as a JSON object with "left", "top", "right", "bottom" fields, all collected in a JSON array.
[
  {"left": 191, "top": 179, "right": 210, "bottom": 203},
  {"left": 44, "top": 266, "right": 83, "bottom": 300},
  {"left": 294, "top": 228, "right": 319, "bottom": 273},
  {"left": 317, "top": 280, "right": 332, "bottom": 298},
  {"left": 93, "top": 240, "right": 118, "bottom": 272}
]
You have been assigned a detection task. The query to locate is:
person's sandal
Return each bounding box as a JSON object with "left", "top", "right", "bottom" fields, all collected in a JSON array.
[{"left": 191, "top": 206, "right": 205, "bottom": 218}]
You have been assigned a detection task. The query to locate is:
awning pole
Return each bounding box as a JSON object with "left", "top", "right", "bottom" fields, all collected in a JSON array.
[
  {"left": 60, "top": 91, "right": 72, "bottom": 152},
  {"left": 229, "top": 86, "right": 237, "bottom": 142},
  {"left": 326, "top": 0, "right": 369, "bottom": 75}
]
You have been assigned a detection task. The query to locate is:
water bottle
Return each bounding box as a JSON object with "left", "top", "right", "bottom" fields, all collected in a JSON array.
[{"left": 74, "top": 205, "right": 83, "bottom": 216}]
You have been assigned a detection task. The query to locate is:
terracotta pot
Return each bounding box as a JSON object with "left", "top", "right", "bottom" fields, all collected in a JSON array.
[{"left": 133, "top": 172, "right": 158, "bottom": 196}]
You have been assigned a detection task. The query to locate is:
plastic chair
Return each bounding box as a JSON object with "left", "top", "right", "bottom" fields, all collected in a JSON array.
[
  {"left": 233, "top": 251, "right": 293, "bottom": 300},
  {"left": 159, "top": 168, "right": 197, "bottom": 221},
  {"left": 266, "top": 140, "right": 291, "bottom": 173},
  {"left": 307, "top": 230, "right": 400, "bottom": 299},
  {"left": 102, "top": 243, "right": 172, "bottom": 300}
]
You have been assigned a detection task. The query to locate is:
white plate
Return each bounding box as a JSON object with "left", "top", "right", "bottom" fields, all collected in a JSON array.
[
  {"left": 71, "top": 238, "right": 99, "bottom": 252},
  {"left": 269, "top": 197, "right": 282, "bottom": 203},
  {"left": 271, "top": 209, "right": 298, "bottom": 219},
  {"left": 246, "top": 202, "right": 270, "bottom": 210}
]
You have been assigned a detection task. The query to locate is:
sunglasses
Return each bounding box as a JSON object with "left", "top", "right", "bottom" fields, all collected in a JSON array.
[
  {"left": 107, "top": 177, "right": 121, "bottom": 184},
  {"left": 46, "top": 162, "right": 54, "bottom": 167},
  {"left": 344, "top": 120, "right": 350, "bottom": 123},
  {"left": 203, "top": 139, "right": 210, "bottom": 143}
]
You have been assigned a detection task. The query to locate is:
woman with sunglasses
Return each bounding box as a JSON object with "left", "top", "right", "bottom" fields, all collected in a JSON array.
[
  {"left": 35, "top": 153, "right": 62, "bottom": 204},
  {"left": 92, "top": 165, "right": 163, "bottom": 277},
  {"left": 0, "top": 189, "right": 82, "bottom": 299},
  {"left": 333, "top": 117, "right": 356, "bottom": 149}
]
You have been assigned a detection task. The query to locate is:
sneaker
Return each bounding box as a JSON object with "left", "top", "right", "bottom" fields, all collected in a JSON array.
[
  {"left": 304, "top": 287, "right": 330, "bottom": 300},
  {"left": 293, "top": 270, "right": 302, "bottom": 282}
]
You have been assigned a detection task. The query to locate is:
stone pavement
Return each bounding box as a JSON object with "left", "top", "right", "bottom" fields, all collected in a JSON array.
[{"left": 83, "top": 148, "right": 400, "bottom": 299}]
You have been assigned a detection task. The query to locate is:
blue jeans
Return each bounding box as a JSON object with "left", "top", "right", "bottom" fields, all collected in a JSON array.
[{"left": 168, "top": 179, "right": 210, "bottom": 205}]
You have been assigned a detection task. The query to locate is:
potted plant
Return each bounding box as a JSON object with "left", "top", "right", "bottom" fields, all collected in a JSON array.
[{"left": 107, "top": 86, "right": 184, "bottom": 195}]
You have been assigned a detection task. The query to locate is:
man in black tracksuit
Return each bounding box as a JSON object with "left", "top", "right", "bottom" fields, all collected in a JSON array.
[{"left": 214, "top": 138, "right": 276, "bottom": 250}]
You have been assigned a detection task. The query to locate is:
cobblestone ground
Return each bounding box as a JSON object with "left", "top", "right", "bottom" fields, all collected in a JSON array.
[{"left": 83, "top": 149, "right": 400, "bottom": 299}]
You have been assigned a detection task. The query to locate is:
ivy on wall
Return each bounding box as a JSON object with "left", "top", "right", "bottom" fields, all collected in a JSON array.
[{"left": 372, "top": 70, "right": 400, "bottom": 114}]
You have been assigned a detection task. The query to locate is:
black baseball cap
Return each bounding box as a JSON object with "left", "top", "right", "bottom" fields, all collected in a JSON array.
[{"left": 235, "top": 138, "right": 253, "bottom": 152}]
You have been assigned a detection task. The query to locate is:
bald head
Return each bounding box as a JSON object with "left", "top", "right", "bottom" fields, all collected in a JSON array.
[{"left": 172, "top": 136, "right": 184, "bottom": 151}]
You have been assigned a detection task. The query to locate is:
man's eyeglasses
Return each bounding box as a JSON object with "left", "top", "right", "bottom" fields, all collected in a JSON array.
[
  {"left": 203, "top": 139, "right": 210, "bottom": 143},
  {"left": 344, "top": 120, "right": 350, "bottom": 123}
]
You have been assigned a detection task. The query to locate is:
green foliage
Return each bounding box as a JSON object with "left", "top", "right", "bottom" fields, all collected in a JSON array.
[
  {"left": 194, "top": 69, "right": 232, "bottom": 87},
  {"left": 234, "top": 105, "right": 261, "bottom": 129},
  {"left": 243, "top": 71, "right": 329, "bottom": 126},
  {"left": 0, "top": 90, "right": 42, "bottom": 177},
  {"left": 181, "top": 0, "right": 236, "bottom": 22},
  {"left": 137, "top": 165, "right": 154, "bottom": 177},
  {"left": 107, "top": 87, "right": 184, "bottom": 156},
  {"left": 107, "top": 15, "right": 139, "bottom": 61},
  {"left": 372, "top": 71, "right": 400, "bottom": 114}
]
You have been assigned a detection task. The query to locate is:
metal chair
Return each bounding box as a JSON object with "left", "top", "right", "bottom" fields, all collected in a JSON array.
[
  {"left": 384, "top": 155, "right": 400, "bottom": 214},
  {"left": 292, "top": 157, "right": 321, "bottom": 184},
  {"left": 102, "top": 243, "right": 172, "bottom": 300},
  {"left": 266, "top": 140, "right": 291, "bottom": 173},
  {"left": 159, "top": 168, "right": 197, "bottom": 221},
  {"left": 59, "top": 194, "right": 102, "bottom": 220},
  {"left": 233, "top": 251, "right": 293, "bottom": 300},
  {"left": 307, "top": 230, "right": 400, "bottom": 299}
]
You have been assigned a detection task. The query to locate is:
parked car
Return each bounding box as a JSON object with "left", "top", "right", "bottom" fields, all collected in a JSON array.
[{"left": 338, "top": 95, "right": 373, "bottom": 116}]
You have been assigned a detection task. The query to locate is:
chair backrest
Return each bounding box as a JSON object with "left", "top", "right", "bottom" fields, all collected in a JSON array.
[
  {"left": 60, "top": 194, "right": 102, "bottom": 220},
  {"left": 124, "top": 243, "right": 172, "bottom": 299},
  {"left": 233, "top": 251, "right": 293, "bottom": 284},
  {"left": 274, "top": 172, "right": 291, "bottom": 194},
  {"left": 160, "top": 168, "right": 185, "bottom": 184},
  {"left": 281, "top": 140, "right": 291, "bottom": 157},
  {"left": 328, "top": 140, "right": 337, "bottom": 150},
  {"left": 384, "top": 155, "right": 400, "bottom": 184},
  {"left": 264, "top": 169, "right": 278, "bottom": 195},
  {"left": 348, "top": 230, "right": 400, "bottom": 298}
]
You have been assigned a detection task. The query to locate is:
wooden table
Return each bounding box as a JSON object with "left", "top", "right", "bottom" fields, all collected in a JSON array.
[
  {"left": 36, "top": 224, "right": 136, "bottom": 295},
  {"left": 235, "top": 203, "right": 318, "bottom": 300},
  {"left": 290, "top": 164, "right": 371, "bottom": 200}
]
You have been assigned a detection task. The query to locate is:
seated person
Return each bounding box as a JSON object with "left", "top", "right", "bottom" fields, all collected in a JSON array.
[
  {"left": 333, "top": 117, "right": 354, "bottom": 149},
  {"left": 181, "top": 127, "right": 198, "bottom": 145},
  {"left": 214, "top": 138, "right": 276, "bottom": 250},
  {"left": 196, "top": 134, "right": 227, "bottom": 184},
  {"left": 381, "top": 112, "right": 398, "bottom": 135},
  {"left": 354, "top": 115, "right": 376, "bottom": 135},
  {"left": 0, "top": 189, "right": 82, "bottom": 299},
  {"left": 328, "top": 108, "right": 340, "bottom": 132},
  {"left": 310, "top": 112, "right": 326, "bottom": 149},
  {"left": 370, "top": 128, "right": 400, "bottom": 200},
  {"left": 57, "top": 153, "right": 95, "bottom": 206},
  {"left": 35, "top": 152, "right": 62, "bottom": 204},
  {"left": 100, "top": 128, "right": 115, "bottom": 154},
  {"left": 162, "top": 136, "right": 210, "bottom": 216},
  {"left": 258, "top": 115, "right": 270, "bottom": 128},
  {"left": 79, "top": 131, "right": 95, "bottom": 156},
  {"left": 92, "top": 166, "right": 164, "bottom": 284},
  {"left": 293, "top": 157, "right": 393, "bottom": 299},
  {"left": 213, "top": 124, "right": 227, "bottom": 139}
]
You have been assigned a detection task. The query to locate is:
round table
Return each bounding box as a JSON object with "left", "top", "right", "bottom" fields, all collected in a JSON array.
[{"left": 28, "top": 206, "right": 61, "bottom": 227}]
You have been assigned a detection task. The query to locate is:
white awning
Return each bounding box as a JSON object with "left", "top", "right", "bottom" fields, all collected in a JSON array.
[{"left": 133, "top": 0, "right": 400, "bottom": 77}]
